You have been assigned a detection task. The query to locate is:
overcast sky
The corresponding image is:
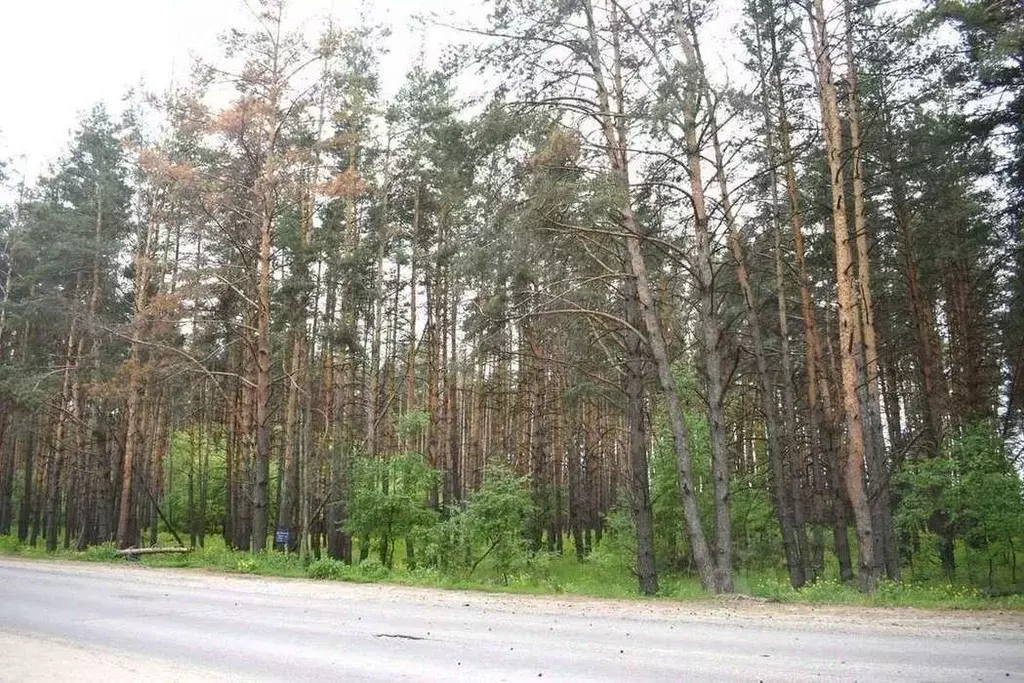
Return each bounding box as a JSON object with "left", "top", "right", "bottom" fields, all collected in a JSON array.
[{"left": 0, "top": 0, "right": 473, "bottom": 182}]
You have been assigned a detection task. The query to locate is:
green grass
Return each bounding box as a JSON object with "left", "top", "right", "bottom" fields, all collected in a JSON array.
[
  {"left": 0, "top": 534, "right": 122, "bottom": 563},
  {"left": 746, "top": 573, "right": 1024, "bottom": 610},
  {"left": 1, "top": 533, "right": 1021, "bottom": 610}
]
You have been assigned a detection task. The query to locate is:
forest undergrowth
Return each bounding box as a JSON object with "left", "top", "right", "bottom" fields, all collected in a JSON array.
[{"left": 3, "top": 532, "right": 1020, "bottom": 612}]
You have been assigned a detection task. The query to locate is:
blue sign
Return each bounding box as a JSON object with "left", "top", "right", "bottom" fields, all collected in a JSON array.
[{"left": 275, "top": 528, "right": 290, "bottom": 545}]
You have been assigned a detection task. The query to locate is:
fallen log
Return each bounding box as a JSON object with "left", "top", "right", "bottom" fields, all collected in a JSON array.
[{"left": 115, "top": 547, "right": 191, "bottom": 558}]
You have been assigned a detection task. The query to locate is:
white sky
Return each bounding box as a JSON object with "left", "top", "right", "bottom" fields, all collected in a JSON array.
[
  {"left": 0, "top": 0, "right": 756, "bottom": 189},
  {"left": 0, "top": 0, "right": 474, "bottom": 183}
]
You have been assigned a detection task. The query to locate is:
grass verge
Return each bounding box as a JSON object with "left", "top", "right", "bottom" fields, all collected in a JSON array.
[{"left": 1, "top": 533, "right": 1021, "bottom": 610}]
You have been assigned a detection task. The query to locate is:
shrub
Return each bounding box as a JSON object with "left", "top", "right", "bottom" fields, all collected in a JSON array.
[
  {"left": 423, "top": 507, "right": 472, "bottom": 574},
  {"left": 587, "top": 508, "right": 635, "bottom": 574},
  {"left": 356, "top": 557, "right": 390, "bottom": 581},
  {"left": 235, "top": 557, "right": 259, "bottom": 574},
  {"left": 465, "top": 465, "right": 534, "bottom": 583},
  {"left": 749, "top": 576, "right": 796, "bottom": 602},
  {"left": 0, "top": 535, "right": 22, "bottom": 554},
  {"left": 347, "top": 451, "right": 438, "bottom": 569},
  {"left": 895, "top": 421, "right": 1024, "bottom": 589},
  {"left": 307, "top": 558, "right": 346, "bottom": 580}
]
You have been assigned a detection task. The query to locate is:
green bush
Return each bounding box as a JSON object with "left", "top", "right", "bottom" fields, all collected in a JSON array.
[
  {"left": 356, "top": 557, "right": 390, "bottom": 581},
  {"left": 798, "top": 578, "right": 861, "bottom": 603},
  {"left": 895, "top": 421, "right": 1024, "bottom": 589},
  {"left": 522, "top": 551, "right": 558, "bottom": 585},
  {"left": 464, "top": 465, "right": 534, "bottom": 583},
  {"left": 0, "top": 535, "right": 22, "bottom": 554},
  {"left": 423, "top": 508, "right": 472, "bottom": 574},
  {"left": 875, "top": 580, "right": 987, "bottom": 608},
  {"left": 307, "top": 558, "right": 346, "bottom": 580},
  {"left": 587, "top": 508, "right": 635, "bottom": 574},
  {"left": 235, "top": 557, "right": 259, "bottom": 574},
  {"left": 347, "top": 451, "right": 438, "bottom": 569}
]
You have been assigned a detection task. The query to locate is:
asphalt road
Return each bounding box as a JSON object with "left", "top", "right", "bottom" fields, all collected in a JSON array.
[{"left": 1, "top": 558, "right": 1022, "bottom": 682}]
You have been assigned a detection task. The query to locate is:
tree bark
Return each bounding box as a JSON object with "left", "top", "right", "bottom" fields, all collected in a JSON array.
[
  {"left": 582, "top": 0, "right": 722, "bottom": 591},
  {"left": 251, "top": 203, "right": 273, "bottom": 552},
  {"left": 843, "top": 0, "right": 898, "bottom": 582},
  {"left": 810, "top": 0, "right": 879, "bottom": 591},
  {"left": 18, "top": 428, "right": 35, "bottom": 542},
  {"left": 673, "top": 7, "right": 733, "bottom": 591},
  {"left": 624, "top": 286, "right": 658, "bottom": 595},
  {"left": 691, "top": 15, "right": 806, "bottom": 587}
]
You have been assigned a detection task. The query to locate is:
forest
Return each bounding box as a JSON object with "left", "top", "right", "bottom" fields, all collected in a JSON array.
[{"left": 0, "top": 0, "right": 1021, "bottom": 599}]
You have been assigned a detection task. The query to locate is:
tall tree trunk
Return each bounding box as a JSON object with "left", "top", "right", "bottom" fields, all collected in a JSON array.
[
  {"left": 117, "top": 373, "right": 145, "bottom": 550},
  {"left": 407, "top": 186, "right": 420, "bottom": 416},
  {"left": 446, "top": 268, "right": 461, "bottom": 507},
  {"left": 277, "top": 176, "right": 314, "bottom": 553},
  {"left": 236, "top": 322, "right": 256, "bottom": 551},
  {"left": 769, "top": 40, "right": 849, "bottom": 580},
  {"left": 117, "top": 193, "right": 159, "bottom": 549},
  {"left": 691, "top": 18, "right": 805, "bottom": 586},
  {"left": 47, "top": 320, "right": 78, "bottom": 553},
  {"left": 0, "top": 419, "right": 13, "bottom": 536},
  {"left": 251, "top": 204, "right": 273, "bottom": 553},
  {"left": 810, "top": 0, "right": 879, "bottom": 591},
  {"left": 673, "top": 7, "right": 733, "bottom": 591},
  {"left": 582, "top": 0, "right": 722, "bottom": 591},
  {"left": 324, "top": 262, "right": 350, "bottom": 563},
  {"left": 18, "top": 427, "right": 35, "bottom": 542},
  {"left": 624, "top": 286, "right": 658, "bottom": 595},
  {"left": 843, "top": 0, "right": 898, "bottom": 582}
]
